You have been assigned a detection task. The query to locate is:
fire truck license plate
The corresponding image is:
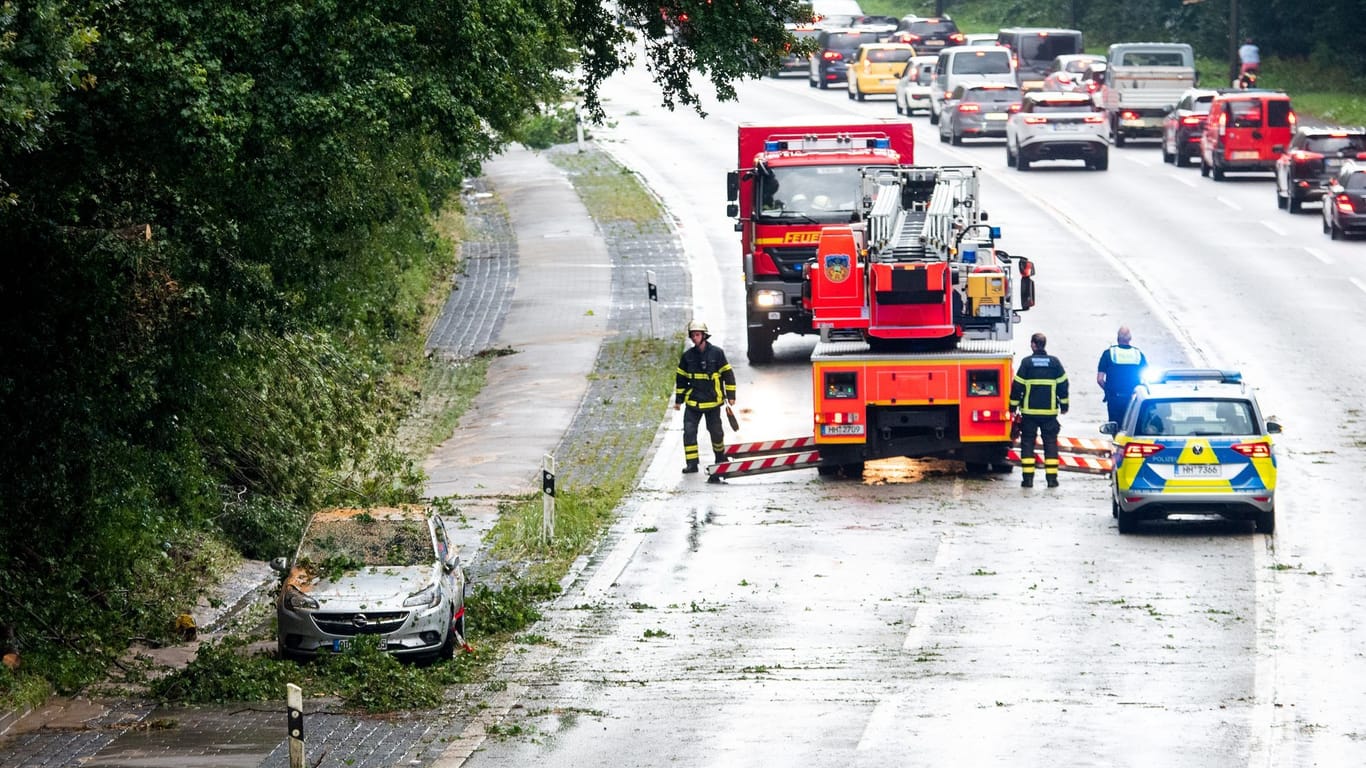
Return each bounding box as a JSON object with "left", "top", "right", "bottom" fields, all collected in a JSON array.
[
  {"left": 1174, "top": 464, "right": 1220, "bottom": 477},
  {"left": 822, "top": 424, "right": 865, "bottom": 436}
]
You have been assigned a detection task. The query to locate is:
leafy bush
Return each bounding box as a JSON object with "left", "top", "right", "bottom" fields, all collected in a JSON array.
[
  {"left": 466, "top": 580, "right": 561, "bottom": 636},
  {"left": 520, "top": 105, "right": 582, "bottom": 150},
  {"left": 218, "top": 496, "right": 308, "bottom": 561}
]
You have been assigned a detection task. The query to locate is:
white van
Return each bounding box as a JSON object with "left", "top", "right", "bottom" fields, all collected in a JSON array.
[
  {"left": 929, "top": 45, "right": 1017, "bottom": 125},
  {"left": 806, "top": 0, "right": 863, "bottom": 27}
]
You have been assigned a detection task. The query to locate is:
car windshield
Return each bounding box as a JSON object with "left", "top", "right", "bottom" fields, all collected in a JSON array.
[
  {"left": 1063, "top": 59, "right": 1098, "bottom": 74},
  {"left": 1032, "top": 100, "right": 1090, "bottom": 112},
  {"left": 1017, "top": 34, "right": 1081, "bottom": 64},
  {"left": 1191, "top": 98, "right": 1213, "bottom": 114},
  {"left": 298, "top": 512, "right": 432, "bottom": 568},
  {"left": 951, "top": 51, "right": 1011, "bottom": 75},
  {"left": 1306, "top": 135, "right": 1366, "bottom": 154},
  {"left": 967, "top": 88, "right": 1021, "bottom": 103},
  {"left": 1134, "top": 399, "right": 1256, "bottom": 437},
  {"left": 867, "top": 48, "right": 913, "bottom": 63},
  {"left": 910, "top": 21, "right": 956, "bottom": 34}
]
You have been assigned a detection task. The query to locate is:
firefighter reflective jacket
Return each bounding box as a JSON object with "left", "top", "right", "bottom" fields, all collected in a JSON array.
[
  {"left": 1010, "top": 352, "right": 1069, "bottom": 416},
  {"left": 675, "top": 343, "right": 736, "bottom": 410}
]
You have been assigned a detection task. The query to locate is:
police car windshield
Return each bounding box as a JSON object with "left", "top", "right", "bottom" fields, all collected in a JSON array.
[{"left": 1134, "top": 399, "right": 1255, "bottom": 437}]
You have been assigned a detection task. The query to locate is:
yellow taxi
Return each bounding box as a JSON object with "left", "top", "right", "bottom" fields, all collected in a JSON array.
[
  {"left": 1100, "top": 369, "right": 1281, "bottom": 534},
  {"left": 847, "top": 43, "right": 917, "bottom": 101}
]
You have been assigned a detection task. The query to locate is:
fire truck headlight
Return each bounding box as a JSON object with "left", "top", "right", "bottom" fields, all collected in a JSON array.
[{"left": 755, "top": 290, "right": 785, "bottom": 308}]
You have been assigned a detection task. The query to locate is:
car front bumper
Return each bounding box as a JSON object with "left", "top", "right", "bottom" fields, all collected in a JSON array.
[{"left": 278, "top": 600, "right": 453, "bottom": 659}]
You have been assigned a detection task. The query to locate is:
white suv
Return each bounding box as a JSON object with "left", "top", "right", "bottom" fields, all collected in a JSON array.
[{"left": 1005, "top": 91, "right": 1109, "bottom": 171}]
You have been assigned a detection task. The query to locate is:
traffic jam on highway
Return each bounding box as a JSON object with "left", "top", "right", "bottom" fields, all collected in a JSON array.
[{"left": 706, "top": 19, "right": 1323, "bottom": 533}]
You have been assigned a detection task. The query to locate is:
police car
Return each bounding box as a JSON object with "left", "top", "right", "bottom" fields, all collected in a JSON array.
[{"left": 1099, "top": 369, "right": 1281, "bottom": 534}]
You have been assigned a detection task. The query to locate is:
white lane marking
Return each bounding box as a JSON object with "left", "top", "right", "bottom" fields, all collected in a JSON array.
[
  {"left": 1218, "top": 196, "right": 1242, "bottom": 211},
  {"left": 1172, "top": 174, "right": 1198, "bottom": 188},
  {"left": 931, "top": 531, "right": 956, "bottom": 569},
  {"left": 1305, "top": 247, "right": 1333, "bottom": 265},
  {"left": 902, "top": 603, "right": 941, "bottom": 651},
  {"left": 1351, "top": 277, "right": 1366, "bottom": 296},
  {"left": 1250, "top": 527, "right": 1279, "bottom": 768},
  {"left": 1261, "top": 220, "right": 1287, "bottom": 237},
  {"left": 858, "top": 696, "right": 900, "bottom": 751}
]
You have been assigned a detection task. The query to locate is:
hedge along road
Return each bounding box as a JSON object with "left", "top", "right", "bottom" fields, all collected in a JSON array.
[{"left": 441, "top": 45, "right": 1366, "bottom": 768}]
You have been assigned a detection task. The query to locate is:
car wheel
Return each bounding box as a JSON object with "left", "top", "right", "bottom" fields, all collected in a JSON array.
[
  {"left": 1117, "top": 505, "right": 1139, "bottom": 534},
  {"left": 896, "top": 100, "right": 904, "bottom": 115},
  {"left": 809, "top": 75, "right": 817, "bottom": 89},
  {"left": 1276, "top": 190, "right": 1288, "bottom": 210},
  {"left": 856, "top": 87, "right": 866, "bottom": 102},
  {"left": 841, "top": 462, "right": 865, "bottom": 478},
  {"left": 1288, "top": 195, "right": 1302, "bottom": 214},
  {"left": 1005, "top": 144, "right": 1017, "bottom": 168},
  {"left": 1255, "top": 508, "right": 1275, "bottom": 535},
  {"left": 819, "top": 77, "right": 829, "bottom": 90},
  {"left": 1017, "top": 152, "right": 1030, "bottom": 171},
  {"left": 848, "top": 86, "right": 855, "bottom": 100},
  {"left": 1113, "top": 127, "right": 1126, "bottom": 148},
  {"left": 1324, "top": 213, "right": 1332, "bottom": 235},
  {"left": 1111, "top": 495, "right": 1120, "bottom": 520},
  {"left": 929, "top": 108, "right": 939, "bottom": 126},
  {"left": 817, "top": 464, "right": 840, "bottom": 477},
  {"left": 1331, "top": 219, "right": 1343, "bottom": 240},
  {"left": 1092, "top": 149, "right": 1109, "bottom": 171},
  {"left": 964, "top": 461, "right": 990, "bottom": 474},
  {"left": 1175, "top": 151, "right": 1190, "bottom": 168},
  {"left": 1200, "top": 157, "right": 1210, "bottom": 177},
  {"left": 951, "top": 131, "right": 963, "bottom": 146},
  {"left": 939, "top": 126, "right": 949, "bottom": 143},
  {"left": 1162, "top": 143, "right": 1173, "bottom": 164},
  {"left": 1212, "top": 163, "right": 1225, "bottom": 181}
]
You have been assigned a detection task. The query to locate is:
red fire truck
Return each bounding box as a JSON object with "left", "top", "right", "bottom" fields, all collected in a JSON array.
[
  {"left": 713, "top": 165, "right": 1037, "bottom": 480},
  {"left": 726, "top": 118, "right": 916, "bottom": 364}
]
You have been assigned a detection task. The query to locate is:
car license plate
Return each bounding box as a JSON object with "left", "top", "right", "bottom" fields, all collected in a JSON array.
[
  {"left": 1053, "top": 123, "right": 1077, "bottom": 131},
  {"left": 986, "top": 113, "right": 1007, "bottom": 120},
  {"left": 1174, "top": 464, "right": 1221, "bottom": 477},
  {"left": 821, "top": 424, "right": 865, "bottom": 437},
  {"left": 331, "top": 639, "right": 347, "bottom": 652},
  {"left": 1231, "top": 150, "right": 1260, "bottom": 160}
]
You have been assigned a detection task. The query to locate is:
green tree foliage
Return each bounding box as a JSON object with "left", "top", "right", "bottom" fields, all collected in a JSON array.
[{"left": 0, "top": 0, "right": 803, "bottom": 689}]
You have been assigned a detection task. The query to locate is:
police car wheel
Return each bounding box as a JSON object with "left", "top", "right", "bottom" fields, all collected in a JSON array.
[
  {"left": 1255, "top": 508, "right": 1275, "bottom": 534},
  {"left": 1117, "top": 506, "right": 1139, "bottom": 534}
]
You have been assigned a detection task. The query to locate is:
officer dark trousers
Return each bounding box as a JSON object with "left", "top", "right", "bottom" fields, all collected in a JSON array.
[
  {"left": 1019, "top": 414, "right": 1061, "bottom": 487},
  {"left": 683, "top": 406, "right": 725, "bottom": 468}
]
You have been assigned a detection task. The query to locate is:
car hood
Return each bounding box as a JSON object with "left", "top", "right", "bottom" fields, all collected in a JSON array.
[{"left": 286, "top": 564, "right": 437, "bottom": 608}]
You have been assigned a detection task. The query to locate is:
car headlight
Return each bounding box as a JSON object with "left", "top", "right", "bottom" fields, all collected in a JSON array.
[
  {"left": 755, "top": 289, "right": 784, "bottom": 308},
  {"left": 404, "top": 584, "right": 441, "bottom": 609},
  {"left": 283, "top": 585, "right": 318, "bottom": 611}
]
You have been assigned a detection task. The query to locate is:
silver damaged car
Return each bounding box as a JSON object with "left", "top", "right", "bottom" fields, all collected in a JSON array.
[{"left": 273, "top": 506, "right": 467, "bottom": 662}]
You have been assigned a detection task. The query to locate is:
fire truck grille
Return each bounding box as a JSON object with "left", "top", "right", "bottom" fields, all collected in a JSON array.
[{"left": 769, "top": 246, "right": 818, "bottom": 281}]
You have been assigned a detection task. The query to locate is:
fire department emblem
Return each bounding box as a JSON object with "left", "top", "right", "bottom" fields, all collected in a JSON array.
[{"left": 824, "top": 253, "right": 851, "bottom": 283}]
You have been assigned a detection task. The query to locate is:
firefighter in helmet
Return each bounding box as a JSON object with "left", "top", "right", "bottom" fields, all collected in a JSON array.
[
  {"left": 674, "top": 320, "right": 737, "bottom": 474},
  {"left": 1010, "top": 332, "right": 1069, "bottom": 488}
]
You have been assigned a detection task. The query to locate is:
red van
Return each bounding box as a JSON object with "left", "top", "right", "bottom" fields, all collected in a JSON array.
[{"left": 1200, "top": 90, "right": 1296, "bottom": 180}]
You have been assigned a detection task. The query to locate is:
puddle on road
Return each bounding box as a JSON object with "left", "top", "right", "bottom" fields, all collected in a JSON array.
[{"left": 687, "top": 506, "right": 718, "bottom": 551}]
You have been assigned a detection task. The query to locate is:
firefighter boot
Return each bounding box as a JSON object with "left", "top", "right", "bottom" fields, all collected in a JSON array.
[
  {"left": 1020, "top": 473, "right": 1034, "bottom": 488},
  {"left": 682, "top": 461, "right": 699, "bottom": 474},
  {"left": 1046, "top": 475, "right": 1060, "bottom": 488}
]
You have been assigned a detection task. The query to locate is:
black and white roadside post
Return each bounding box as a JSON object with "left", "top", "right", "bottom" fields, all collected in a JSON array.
[
  {"left": 646, "top": 269, "right": 658, "bottom": 337},
  {"left": 287, "top": 683, "right": 304, "bottom": 768},
  {"left": 542, "top": 454, "right": 556, "bottom": 544}
]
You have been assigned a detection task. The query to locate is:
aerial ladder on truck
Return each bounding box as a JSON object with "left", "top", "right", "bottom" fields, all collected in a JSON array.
[{"left": 709, "top": 165, "right": 1109, "bottom": 481}]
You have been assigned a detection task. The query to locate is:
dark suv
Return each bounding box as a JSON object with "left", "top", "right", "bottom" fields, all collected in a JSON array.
[
  {"left": 1275, "top": 127, "right": 1366, "bottom": 213},
  {"left": 890, "top": 16, "right": 964, "bottom": 52},
  {"left": 809, "top": 29, "right": 884, "bottom": 89}
]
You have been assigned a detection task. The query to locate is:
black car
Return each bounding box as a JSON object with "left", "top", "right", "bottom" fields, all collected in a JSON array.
[
  {"left": 1321, "top": 162, "right": 1366, "bottom": 239},
  {"left": 1276, "top": 127, "right": 1366, "bottom": 213},
  {"left": 1161, "top": 89, "right": 1216, "bottom": 167},
  {"left": 809, "top": 29, "right": 884, "bottom": 89},
  {"left": 890, "top": 16, "right": 964, "bottom": 52}
]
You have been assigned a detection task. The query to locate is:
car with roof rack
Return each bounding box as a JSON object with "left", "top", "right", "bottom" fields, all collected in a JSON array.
[{"left": 1101, "top": 369, "right": 1281, "bottom": 534}]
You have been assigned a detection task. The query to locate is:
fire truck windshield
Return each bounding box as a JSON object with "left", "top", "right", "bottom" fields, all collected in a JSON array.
[{"left": 757, "top": 165, "right": 863, "bottom": 223}]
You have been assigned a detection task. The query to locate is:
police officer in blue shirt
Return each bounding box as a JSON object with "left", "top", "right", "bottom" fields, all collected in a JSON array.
[{"left": 1096, "top": 326, "right": 1148, "bottom": 424}]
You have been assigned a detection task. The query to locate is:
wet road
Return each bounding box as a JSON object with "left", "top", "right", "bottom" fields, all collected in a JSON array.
[{"left": 454, "top": 64, "right": 1366, "bottom": 766}]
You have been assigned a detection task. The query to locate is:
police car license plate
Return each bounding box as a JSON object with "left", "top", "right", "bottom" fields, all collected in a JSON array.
[
  {"left": 1174, "top": 464, "right": 1221, "bottom": 477},
  {"left": 822, "top": 424, "right": 865, "bottom": 436}
]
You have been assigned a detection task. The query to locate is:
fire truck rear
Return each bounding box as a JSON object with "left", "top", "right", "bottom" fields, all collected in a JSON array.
[
  {"left": 712, "top": 165, "right": 1037, "bottom": 480},
  {"left": 726, "top": 118, "right": 915, "bottom": 365}
]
